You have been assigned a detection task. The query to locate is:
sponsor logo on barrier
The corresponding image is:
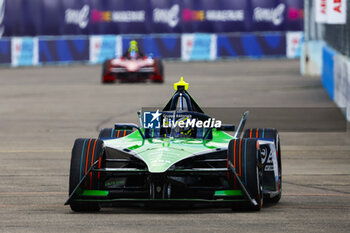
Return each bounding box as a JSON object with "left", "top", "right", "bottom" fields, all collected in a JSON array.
[
  {"left": 287, "top": 7, "right": 304, "bottom": 21},
  {"left": 89, "top": 35, "right": 121, "bottom": 64},
  {"left": 153, "top": 4, "right": 180, "bottom": 27},
  {"left": 286, "top": 31, "right": 303, "bottom": 59},
  {"left": 182, "top": 9, "right": 244, "bottom": 22},
  {"left": 253, "top": 3, "right": 286, "bottom": 26},
  {"left": 206, "top": 10, "right": 244, "bottom": 22},
  {"left": 92, "top": 9, "right": 145, "bottom": 23},
  {"left": 182, "top": 9, "right": 205, "bottom": 21},
  {"left": 0, "top": 0, "right": 5, "bottom": 37},
  {"left": 11, "top": 37, "right": 38, "bottom": 66},
  {"left": 181, "top": 34, "right": 216, "bottom": 61},
  {"left": 65, "top": 5, "right": 90, "bottom": 29}
]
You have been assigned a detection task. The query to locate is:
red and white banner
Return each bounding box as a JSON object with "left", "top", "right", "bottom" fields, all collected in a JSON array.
[
  {"left": 315, "top": 0, "right": 328, "bottom": 23},
  {"left": 327, "top": 0, "right": 347, "bottom": 24},
  {"left": 315, "top": 0, "right": 347, "bottom": 24}
]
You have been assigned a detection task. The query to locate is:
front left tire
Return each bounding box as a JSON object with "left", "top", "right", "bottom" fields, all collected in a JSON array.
[{"left": 69, "top": 138, "right": 104, "bottom": 212}]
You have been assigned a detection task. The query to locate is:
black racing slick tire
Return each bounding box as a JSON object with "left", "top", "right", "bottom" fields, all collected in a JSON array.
[
  {"left": 152, "top": 59, "right": 164, "bottom": 83},
  {"left": 158, "top": 59, "right": 164, "bottom": 78},
  {"left": 243, "top": 128, "right": 282, "bottom": 203},
  {"left": 102, "top": 60, "right": 115, "bottom": 84},
  {"left": 69, "top": 138, "right": 104, "bottom": 212},
  {"left": 98, "top": 128, "right": 133, "bottom": 139},
  {"left": 228, "top": 138, "right": 263, "bottom": 211}
]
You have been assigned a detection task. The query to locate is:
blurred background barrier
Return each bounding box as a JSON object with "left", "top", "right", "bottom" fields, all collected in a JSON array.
[
  {"left": 0, "top": 0, "right": 303, "bottom": 36},
  {"left": 39, "top": 37, "right": 89, "bottom": 64},
  {"left": 302, "top": 0, "right": 350, "bottom": 121},
  {"left": 216, "top": 32, "right": 287, "bottom": 58},
  {"left": 122, "top": 35, "right": 182, "bottom": 59},
  {"left": 0, "top": 0, "right": 304, "bottom": 65},
  {"left": 0, "top": 37, "right": 10, "bottom": 64},
  {"left": 0, "top": 32, "right": 303, "bottom": 66}
]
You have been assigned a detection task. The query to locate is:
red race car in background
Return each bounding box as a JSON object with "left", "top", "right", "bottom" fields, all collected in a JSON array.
[{"left": 102, "top": 54, "right": 164, "bottom": 84}]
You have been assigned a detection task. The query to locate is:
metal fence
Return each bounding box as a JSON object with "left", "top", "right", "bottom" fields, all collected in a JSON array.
[
  {"left": 305, "top": 0, "right": 350, "bottom": 57},
  {"left": 324, "top": 0, "right": 350, "bottom": 57}
]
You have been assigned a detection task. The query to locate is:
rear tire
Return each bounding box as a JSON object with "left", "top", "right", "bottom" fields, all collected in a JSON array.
[
  {"left": 228, "top": 139, "right": 263, "bottom": 211},
  {"left": 102, "top": 60, "right": 115, "bottom": 84},
  {"left": 69, "top": 138, "right": 104, "bottom": 212},
  {"left": 98, "top": 128, "right": 133, "bottom": 139},
  {"left": 243, "top": 128, "right": 282, "bottom": 203},
  {"left": 151, "top": 59, "right": 164, "bottom": 83}
]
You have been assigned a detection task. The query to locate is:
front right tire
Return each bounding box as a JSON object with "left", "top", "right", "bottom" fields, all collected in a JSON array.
[
  {"left": 228, "top": 138, "right": 263, "bottom": 211},
  {"left": 102, "top": 60, "right": 116, "bottom": 84},
  {"left": 243, "top": 128, "right": 282, "bottom": 203}
]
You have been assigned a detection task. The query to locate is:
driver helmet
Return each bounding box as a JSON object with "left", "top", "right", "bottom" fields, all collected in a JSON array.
[
  {"left": 128, "top": 40, "right": 139, "bottom": 53},
  {"left": 174, "top": 116, "right": 193, "bottom": 138}
]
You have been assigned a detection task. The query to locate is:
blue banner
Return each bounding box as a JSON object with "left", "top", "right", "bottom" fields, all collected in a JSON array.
[
  {"left": 0, "top": 0, "right": 303, "bottom": 37},
  {"left": 39, "top": 37, "right": 89, "bottom": 63},
  {"left": 322, "top": 46, "right": 336, "bottom": 100},
  {"left": 217, "top": 33, "right": 286, "bottom": 58},
  {"left": 0, "top": 38, "right": 10, "bottom": 64}
]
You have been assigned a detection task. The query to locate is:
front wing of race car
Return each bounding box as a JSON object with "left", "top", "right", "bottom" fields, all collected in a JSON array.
[
  {"left": 65, "top": 157, "right": 258, "bottom": 208},
  {"left": 65, "top": 139, "right": 280, "bottom": 209}
]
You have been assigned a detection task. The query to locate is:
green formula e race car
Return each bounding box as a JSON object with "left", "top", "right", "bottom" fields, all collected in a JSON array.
[{"left": 66, "top": 78, "right": 282, "bottom": 211}]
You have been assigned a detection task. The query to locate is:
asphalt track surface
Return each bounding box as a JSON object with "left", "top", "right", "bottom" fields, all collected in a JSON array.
[{"left": 0, "top": 60, "right": 349, "bottom": 233}]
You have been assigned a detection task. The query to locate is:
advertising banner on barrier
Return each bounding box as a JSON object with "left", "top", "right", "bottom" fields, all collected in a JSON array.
[
  {"left": 217, "top": 33, "right": 286, "bottom": 58},
  {"left": 0, "top": 38, "right": 10, "bottom": 64},
  {"left": 39, "top": 37, "right": 89, "bottom": 63},
  {"left": 1, "top": 0, "right": 304, "bottom": 37},
  {"left": 334, "top": 55, "right": 349, "bottom": 110},
  {"left": 251, "top": 0, "right": 286, "bottom": 31},
  {"left": 181, "top": 1, "right": 248, "bottom": 33},
  {"left": 283, "top": 0, "right": 304, "bottom": 30},
  {"left": 315, "top": 0, "right": 347, "bottom": 24},
  {"left": 327, "top": 0, "right": 347, "bottom": 24},
  {"left": 286, "top": 31, "right": 303, "bottom": 58},
  {"left": 322, "top": 46, "right": 336, "bottom": 100},
  {"left": 63, "top": 2, "right": 90, "bottom": 35},
  {"left": 11, "top": 37, "right": 38, "bottom": 66},
  {"left": 333, "top": 54, "right": 350, "bottom": 121},
  {"left": 315, "top": 0, "right": 328, "bottom": 23},
  {"left": 89, "top": 35, "right": 121, "bottom": 64},
  {"left": 151, "top": 1, "right": 181, "bottom": 33},
  {"left": 181, "top": 34, "right": 216, "bottom": 61}
]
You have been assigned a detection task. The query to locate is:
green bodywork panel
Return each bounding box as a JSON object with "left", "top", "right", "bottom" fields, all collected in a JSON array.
[
  {"left": 81, "top": 190, "right": 109, "bottom": 196},
  {"left": 103, "top": 129, "right": 234, "bottom": 173},
  {"left": 214, "top": 190, "right": 243, "bottom": 196}
]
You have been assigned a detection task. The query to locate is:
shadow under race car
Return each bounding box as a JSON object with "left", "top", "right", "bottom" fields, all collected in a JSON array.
[{"left": 66, "top": 78, "right": 281, "bottom": 211}]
